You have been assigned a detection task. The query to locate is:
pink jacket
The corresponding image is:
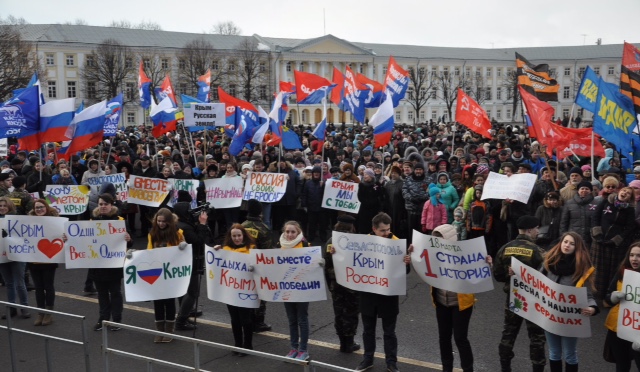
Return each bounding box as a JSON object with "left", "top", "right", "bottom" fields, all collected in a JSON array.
[{"left": 421, "top": 202, "right": 447, "bottom": 230}]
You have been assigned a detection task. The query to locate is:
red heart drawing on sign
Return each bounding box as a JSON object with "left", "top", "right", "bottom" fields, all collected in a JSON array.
[{"left": 38, "top": 239, "right": 64, "bottom": 259}]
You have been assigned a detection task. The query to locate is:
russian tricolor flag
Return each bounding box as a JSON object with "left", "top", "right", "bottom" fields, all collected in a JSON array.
[
  {"left": 18, "top": 98, "right": 75, "bottom": 150},
  {"left": 138, "top": 61, "right": 152, "bottom": 110},
  {"left": 150, "top": 96, "right": 178, "bottom": 138},
  {"left": 63, "top": 100, "right": 107, "bottom": 156},
  {"left": 368, "top": 92, "right": 394, "bottom": 147}
]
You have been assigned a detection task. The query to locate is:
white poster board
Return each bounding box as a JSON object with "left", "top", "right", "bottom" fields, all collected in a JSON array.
[
  {"left": 205, "top": 246, "right": 259, "bottom": 308},
  {"left": 481, "top": 172, "right": 537, "bottom": 204},
  {"left": 331, "top": 231, "right": 407, "bottom": 296},
  {"left": 84, "top": 173, "right": 128, "bottom": 201},
  {"left": 166, "top": 178, "right": 199, "bottom": 208},
  {"left": 128, "top": 175, "right": 171, "bottom": 207},
  {"left": 242, "top": 172, "right": 287, "bottom": 203},
  {"left": 123, "top": 246, "right": 192, "bottom": 302},
  {"left": 183, "top": 103, "right": 225, "bottom": 127},
  {"left": 510, "top": 258, "right": 591, "bottom": 338},
  {"left": 617, "top": 269, "right": 640, "bottom": 342},
  {"left": 45, "top": 185, "right": 90, "bottom": 215},
  {"left": 64, "top": 220, "right": 127, "bottom": 269},
  {"left": 204, "top": 177, "right": 244, "bottom": 209},
  {"left": 4, "top": 216, "right": 69, "bottom": 263},
  {"left": 253, "top": 246, "right": 327, "bottom": 302},
  {"left": 0, "top": 138, "right": 7, "bottom": 157},
  {"left": 411, "top": 230, "right": 494, "bottom": 293},
  {"left": 322, "top": 179, "right": 361, "bottom": 213}
]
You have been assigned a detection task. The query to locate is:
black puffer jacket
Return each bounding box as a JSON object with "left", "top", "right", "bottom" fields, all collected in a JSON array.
[{"left": 173, "top": 202, "right": 212, "bottom": 263}]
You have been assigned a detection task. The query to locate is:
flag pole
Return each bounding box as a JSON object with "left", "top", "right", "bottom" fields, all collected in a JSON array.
[
  {"left": 105, "top": 137, "right": 115, "bottom": 169},
  {"left": 590, "top": 131, "right": 595, "bottom": 182},
  {"left": 567, "top": 102, "right": 576, "bottom": 128},
  {"left": 39, "top": 144, "right": 44, "bottom": 182}
]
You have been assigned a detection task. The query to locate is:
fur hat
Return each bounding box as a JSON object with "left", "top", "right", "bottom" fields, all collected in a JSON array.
[
  {"left": 247, "top": 199, "right": 262, "bottom": 217},
  {"left": 602, "top": 176, "right": 619, "bottom": 189},
  {"left": 432, "top": 224, "right": 458, "bottom": 241},
  {"left": 363, "top": 169, "right": 375, "bottom": 179}
]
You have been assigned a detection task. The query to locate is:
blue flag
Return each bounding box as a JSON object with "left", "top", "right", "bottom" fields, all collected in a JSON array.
[
  {"left": 0, "top": 86, "right": 40, "bottom": 138},
  {"left": 593, "top": 79, "right": 638, "bottom": 156},
  {"left": 104, "top": 94, "right": 123, "bottom": 136},
  {"left": 229, "top": 109, "right": 260, "bottom": 156},
  {"left": 574, "top": 66, "right": 600, "bottom": 113}
]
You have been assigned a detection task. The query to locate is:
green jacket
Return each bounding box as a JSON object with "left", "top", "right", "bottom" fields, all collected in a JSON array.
[
  {"left": 241, "top": 216, "right": 272, "bottom": 250},
  {"left": 493, "top": 234, "right": 545, "bottom": 293}
]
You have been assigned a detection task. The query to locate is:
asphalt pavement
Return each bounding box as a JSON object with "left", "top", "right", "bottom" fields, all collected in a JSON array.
[{"left": 0, "top": 234, "right": 614, "bottom": 372}]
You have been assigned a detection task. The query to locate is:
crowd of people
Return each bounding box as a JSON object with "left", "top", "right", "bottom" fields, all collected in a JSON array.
[{"left": 1, "top": 119, "right": 640, "bottom": 371}]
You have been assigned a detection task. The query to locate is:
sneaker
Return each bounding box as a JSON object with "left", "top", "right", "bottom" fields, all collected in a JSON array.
[
  {"left": 175, "top": 321, "right": 196, "bottom": 331},
  {"left": 84, "top": 287, "right": 97, "bottom": 295},
  {"left": 109, "top": 325, "right": 122, "bottom": 331},
  {"left": 285, "top": 349, "right": 298, "bottom": 358},
  {"left": 93, "top": 321, "right": 103, "bottom": 331},
  {"left": 254, "top": 322, "right": 272, "bottom": 333},
  {"left": 355, "top": 359, "right": 374, "bottom": 372},
  {"left": 295, "top": 351, "right": 309, "bottom": 361},
  {"left": 386, "top": 362, "right": 400, "bottom": 372}
]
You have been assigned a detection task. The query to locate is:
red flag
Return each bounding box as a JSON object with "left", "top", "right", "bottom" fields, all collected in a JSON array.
[
  {"left": 158, "top": 74, "right": 177, "bottom": 106},
  {"left": 552, "top": 125, "right": 604, "bottom": 158},
  {"left": 331, "top": 67, "right": 345, "bottom": 107},
  {"left": 455, "top": 89, "right": 492, "bottom": 138},
  {"left": 622, "top": 42, "right": 640, "bottom": 72},
  {"left": 519, "top": 86, "right": 560, "bottom": 148},
  {"left": 279, "top": 81, "right": 296, "bottom": 93},
  {"left": 293, "top": 70, "right": 333, "bottom": 104}
]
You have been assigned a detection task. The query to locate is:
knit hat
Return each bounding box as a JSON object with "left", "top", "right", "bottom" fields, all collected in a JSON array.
[
  {"left": 602, "top": 176, "right": 619, "bottom": 189},
  {"left": 429, "top": 184, "right": 440, "bottom": 206},
  {"left": 177, "top": 190, "right": 192, "bottom": 203},
  {"left": 476, "top": 165, "right": 490, "bottom": 175},
  {"left": 516, "top": 216, "right": 539, "bottom": 230},
  {"left": 432, "top": 224, "right": 458, "bottom": 241},
  {"left": 545, "top": 191, "right": 560, "bottom": 200},
  {"left": 581, "top": 165, "right": 591, "bottom": 172},
  {"left": 454, "top": 207, "right": 464, "bottom": 218},
  {"left": 437, "top": 172, "right": 449, "bottom": 182},
  {"left": 591, "top": 179, "right": 602, "bottom": 189},
  {"left": 247, "top": 199, "right": 262, "bottom": 217},
  {"left": 363, "top": 169, "right": 375, "bottom": 179},
  {"left": 312, "top": 166, "right": 322, "bottom": 174},
  {"left": 577, "top": 181, "right": 593, "bottom": 191},
  {"left": 414, "top": 163, "right": 425, "bottom": 170},
  {"left": 474, "top": 184, "right": 484, "bottom": 191},
  {"left": 630, "top": 180, "right": 640, "bottom": 190},
  {"left": 569, "top": 167, "right": 583, "bottom": 177}
]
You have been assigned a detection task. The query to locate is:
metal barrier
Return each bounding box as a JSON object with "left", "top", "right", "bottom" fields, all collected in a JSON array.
[
  {"left": 101, "top": 321, "right": 355, "bottom": 372},
  {"left": 0, "top": 301, "right": 91, "bottom": 372}
]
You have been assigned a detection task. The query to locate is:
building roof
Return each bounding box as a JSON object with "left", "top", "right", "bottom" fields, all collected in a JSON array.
[{"left": 17, "top": 24, "right": 635, "bottom": 63}]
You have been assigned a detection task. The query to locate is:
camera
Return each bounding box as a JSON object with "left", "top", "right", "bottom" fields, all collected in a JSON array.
[{"left": 189, "top": 201, "right": 211, "bottom": 219}]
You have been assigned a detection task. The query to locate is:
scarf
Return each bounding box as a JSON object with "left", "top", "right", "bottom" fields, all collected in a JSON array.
[
  {"left": 549, "top": 254, "right": 576, "bottom": 277},
  {"left": 615, "top": 196, "right": 630, "bottom": 209},
  {"left": 279, "top": 232, "right": 304, "bottom": 249}
]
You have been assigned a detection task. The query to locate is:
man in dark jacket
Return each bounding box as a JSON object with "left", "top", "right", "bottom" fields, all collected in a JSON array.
[
  {"left": 133, "top": 155, "right": 157, "bottom": 237},
  {"left": 173, "top": 196, "right": 212, "bottom": 331},
  {"left": 302, "top": 166, "right": 327, "bottom": 243},
  {"left": 401, "top": 163, "right": 429, "bottom": 243}
]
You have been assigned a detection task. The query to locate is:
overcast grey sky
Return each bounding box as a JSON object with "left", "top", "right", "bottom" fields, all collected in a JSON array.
[{"left": 4, "top": 0, "right": 639, "bottom": 48}]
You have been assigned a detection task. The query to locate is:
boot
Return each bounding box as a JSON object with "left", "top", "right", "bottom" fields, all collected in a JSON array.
[
  {"left": 154, "top": 321, "right": 165, "bottom": 343},
  {"left": 532, "top": 364, "right": 545, "bottom": 372},
  {"left": 20, "top": 308, "right": 31, "bottom": 319},
  {"left": 1, "top": 307, "right": 17, "bottom": 319},
  {"left": 25, "top": 271, "right": 34, "bottom": 291},
  {"left": 500, "top": 359, "right": 511, "bottom": 372},
  {"left": 175, "top": 316, "right": 196, "bottom": 331},
  {"left": 162, "top": 321, "right": 174, "bottom": 343},
  {"left": 338, "top": 336, "right": 346, "bottom": 352},
  {"left": 548, "top": 360, "right": 562, "bottom": 372},
  {"left": 565, "top": 362, "right": 578, "bottom": 372},
  {"left": 34, "top": 313, "right": 44, "bottom": 326},
  {"left": 41, "top": 306, "right": 53, "bottom": 326},
  {"left": 343, "top": 336, "right": 360, "bottom": 353}
]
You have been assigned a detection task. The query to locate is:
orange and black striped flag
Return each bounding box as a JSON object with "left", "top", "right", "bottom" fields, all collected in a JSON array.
[
  {"left": 620, "top": 42, "right": 640, "bottom": 115},
  {"left": 515, "top": 52, "right": 559, "bottom": 102}
]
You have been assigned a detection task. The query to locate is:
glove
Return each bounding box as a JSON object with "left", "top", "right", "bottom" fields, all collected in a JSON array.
[
  {"left": 247, "top": 265, "right": 255, "bottom": 272},
  {"left": 610, "top": 235, "right": 623, "bottom": 247},
  {"left": 318, "top": 258, "right": 325, "bottom": 268},
  {"left": 610, "top": 291, "right": 626, "bottom": 304},
  {"left": 125, "top": 249, "right": 135, "bottom": 259},
  {"left": 633, "top": 342, "right": 640, "bottom": 352},
  {"left": 178, "top": 242, "right": 188, "bottom": 250},
  {"left": 591, "top": 226, "right": 603, "bottom": 241}
]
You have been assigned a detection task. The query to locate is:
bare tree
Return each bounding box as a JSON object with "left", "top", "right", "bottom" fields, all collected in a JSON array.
[
  {"left": 177, "top": 38, "right": 223, "bottom": 99},
  {"left": 406, "top": 61, "right": 435, "bottom": 124},
  {"left": 232, "top": 38, "right": 269, "bottom": 104},
  {"left": 433, "top": 65, "right": 473, "bottom": 122},
  {"left": 108, "top": 19, "right": 163, "bottom": 30},
  {"left": 81, "top": 38, "right": 134, "bottom": 103},
  {"left": 0, "top": 22, "right": 40, "bottom": 100},
  {"left": 211, "top": 21, "right": 242, "bottom": 35},
  {"left": 138, "top": 52, "right": 166, "bottom": 102},
  {"left": 0, "top": 15, "right": 28, "bottom": 25},
  {"left": 64, "top": 18, "right": 88, "bottom": 25}
]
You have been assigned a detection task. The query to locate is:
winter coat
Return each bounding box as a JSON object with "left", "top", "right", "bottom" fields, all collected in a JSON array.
[
  {"left": 301, "top": 178, "right": 324, "bottom": 212},
  {"left": 383, "top": 179, "right": 408, "bottom": 238},
  {"left": 357, "top": 181, "right": 385, "bottom": 234},
  {"left": 435, "top": 181, "right": 460, "bottom": 223},
  {"left": 421, "top": 201, "right": 447, "bottom": 231},
  {"left": 541, "top": 265, "right": 598, "bottom": 312},
  {"left": 174, "top": 202, "right": 212, "bottom": 264},
  {"left": 534, "top": 202, "right": 563, "bottom": 249},
  {"left": 560, "top": 193, "right": 596, "bottom": 245},
  {"left": 467, "top": 199, "right": 492, "bottom": 233},
  {"left": 401, "top": 173, "right": 429, "bottom": 214},
  {"left": 88, "top": 205, "right": 133, "bottom": 282}
]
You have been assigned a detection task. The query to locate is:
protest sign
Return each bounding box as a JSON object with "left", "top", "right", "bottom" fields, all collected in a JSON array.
[
  {"left": 124, "top": 245, "right": 192, "bottom": 302},
  {"left": 253, "top": 246, "right": 327, "bottom": 302},
  {"left": 167, "top": 178, "right": 199, "bottom": 208},
  {"left": 204, "top": 177, "right": 244, "bottom": 209},
  {"left": 481, "top": 172, "right": 537, "bottom": 204},
  {"left": 45, "top": 185, "right": 90, "bottom": 215},
  {"left": 510, "top": 257, "right": 591, "bottom": 337},
  {"left": 4, "top": 215, "right": 69, "bottom": 263},
  {"left": 322, "top": 179, "right": 360, "bottom": 213},
  {"left": 331, "top": 232, "right": 407, "bottom": 296},
  {"left": 183, "top": 103, "right": 225, "bottom": 127},
  {"left": 64, "top": 220, "right": 128, "bottom": 269},
  {"left": 85, "top": 173, "right": 128, "bottom": 201},
  {"left": 411, "top": 231, "right": 493, "bottom": 293},
  {"left": 128, "top": 175, "right": 171, "bottom": 207},
  {"left": 242, "top": 172, "right": 287, "bottom": 203},
  {"left": 0, "top": 138, "right": 7, "bottom": 157},
  {"left": 205, "top": 246, "right": 259, "bottom": 308},
  {"left": 617, "top": 269, "right": 640, "bottom": 342}
]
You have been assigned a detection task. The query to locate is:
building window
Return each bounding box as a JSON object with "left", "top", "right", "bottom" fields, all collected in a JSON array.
[
  {"left": 259, "top": 85, "right": 267, "bottom": 100},
  {"left": 259, "top": 62, "right": 266, "bottom": 73},
  {"left": 578, "top": 66, "right": 586, "bottom": 76},
  {"left": 486, "top": 68, "right": 492, "bottom": 77},
  {"left": 454, "top": 67, "right": 460, "bottom": 76},
  {"left": 179, "top": 59, "right": 186, "bottom": 70},
  {"left": 286, "top": 62, "right": 292, "bottom": 72},
  {"left": 506, "top": 109, "right": 512, "bottom": 119},
  {"left": 408, "top": 111, "right": 414, "bottom": 120},
  {"left": 127, "top": 112, "right": 136, "bottom": 124},
  {"left": 179, "top": 83, "right": 187, "bottom": 95},
  {"left": 86, "top": 55, "right": 95, "bottom": 67},
  {"left": 420, "top": 88, "right": 426, "bottom": 99},
  {"left": 475, "top": 69, "right": 481, "bottom": 77},
  {"left": 126, "top": 82, "right": 135, "bottom": 100},
  {"left": 125, "top": 58, "right": 132, "bottom": 68},
  {"left": 430, "top": 88, "right": 437, "bottom": 99},
  {"left": 161, "top": 58, "right": 169, "bottom": 69},
  {"left": 496, "top": 109, "right": 502, "bottom": 119},
  {"left": 301, "top": 110, "right": 307, "bottom": 123},
  {"left": 143, "top": 59, "right": 150, "bottom": 69},
  {"left": 229, "top": 84, "right": 236, "bottom": 96},
  {"left": 66, "top": 54, "right": 75, "bottom": 66},
  {"left": 563, "top": 86, "right": 570, "bottom": 99},
  {"left": 47, "top": 81, "right": 56, "bottom": 98},
  {"left": 229, "top": 61, "right": 236, "bottom": 72},
  {"left": 372, "top": 65, "right": 376, "bottom": 75},
  {"left": 431, "top": 67, "right": 437, "bottom": 75},
  {"left": 407, "top": 88, "right": 414, "bottom": 100},
  {"left": 485, "top": 88, "right": 492, "bottom": 100},
  {"left": 46, "top": 54, "right": 55, "bottom": 66},
  {"left": 382, "top": 65, "right": 387, "bottom": 75},
  {"left": 496, "top": 88, "right": 502, "bottom": 100},
  {"left": 608, "top": 66, "right": 615, "bottom": 75},
  {"left": 67, "top": 81, "right": 76, "bottom": 97},
  {"left": 395, "top": 111, "right": 401, "bottom": 121},
  {"left": 359, "top": 64, "right": 365, "bottom": 74},
  {"left": 594, "top": 67, "right": 600, "bottom": 75},
  {"left": 564, "top": 67, "right": 571, "bottom": 76},
  {"left": 87, "top": 82, "right": 96, "bottom": 99},
  {"left": 465, "top": 67, "right": 471, "bottom": 77},
  {"left": 496, "top": 68, "right": 502, "bottom": 77},
  {"left": 212, "top": 60, "right": 219, "bottom": 70},
  {"left": 442, "top": 67, "right": 449, "bottom": 76},
  {"left": 563, "top": 108, "right": 570, "bottom": 117},
  {"left": 431, "top": 110, "right": 437, "bottom": 120},
  {"left": 418, "top": 67, "right": 425, "bottom": 76},
  {"left": 420, "top": 111, "right": 425, "bottom": 120},
  {"left": 548, "top": 68, "right": 555, "bottom": 77},
  {"left": 299, "top": 62, "right": 304, "bottom": 72}
]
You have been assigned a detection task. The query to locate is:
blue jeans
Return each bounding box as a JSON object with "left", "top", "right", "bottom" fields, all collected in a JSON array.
[
  {"left": 0, "top": 262, "right": 29, "bottom": 306},
  {"left": 284, "top": 302, "right": 309, "bottom": 352},
  {"left": 545, "top": 331, "right": 578, "bottom": 365}
]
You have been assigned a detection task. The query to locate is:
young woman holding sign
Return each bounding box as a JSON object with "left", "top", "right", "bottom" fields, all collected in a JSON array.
[
  {"left": 213, "top": 224, "right": 256, "bottom": 356},
  {"left": 541, "top": 232, "right": 598, "bottom": 372},
  {"left": 603, "top": 242, "right": 640, "bottom": 371},
  {"left": 147, "top": 208, "right": 184, "bottom": 343},
  {"left": 276, "top": 221, "right": 312, "bottom": 361}
]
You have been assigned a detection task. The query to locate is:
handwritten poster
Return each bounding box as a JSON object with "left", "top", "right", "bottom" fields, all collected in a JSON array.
[
  {"left": 124, "top": 246, "right": 192, "bottom": 302},
  {"left": 85, "top": 173, "right": 128, "bottom": 201},
  {"left": 331, "top": 232, "right": 407, "bottom": 296},
  {"left": 242, "top": 172, "right": 287, "bottom": 203},
  {"left": 205, "top": 246, "right": 259, "bottom": 308},
  {"left": 166, "top": 178, "right": 199, "bottom": 208},
  {"left": 183, "top": 103, "right": 225, "bottom": 127},
  {"left": 253, "top": 247, "right": 327, "bottom": 302},
  {"left": 322, "top": 179, "right": 361, "bottom": 213},
  {"left": 204, "top": 177, "right": 244, "bottom": 209},
  {"left": 481, "top": 172, "right": 537, "bottom": 204},
  {"left": 64, "top": 220, "right": 128, "bottom": 269},
  {"left": 510, "top": 258, "right": 591, "bottom": 338},
  {"left": 411, "top": 231, "right": 493, "bottom": 293},
  {"left": 127, "top": 175, "right": 171, "bottom": 207},
  {"left": 617, "top": 269, "right": 640, "bottom": 342},
  {"left": 45, "top": 185, "right": 90, "bottom": 215},
  {"left": 4, "top": 216, "right": 69, "bottom": 263}
]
